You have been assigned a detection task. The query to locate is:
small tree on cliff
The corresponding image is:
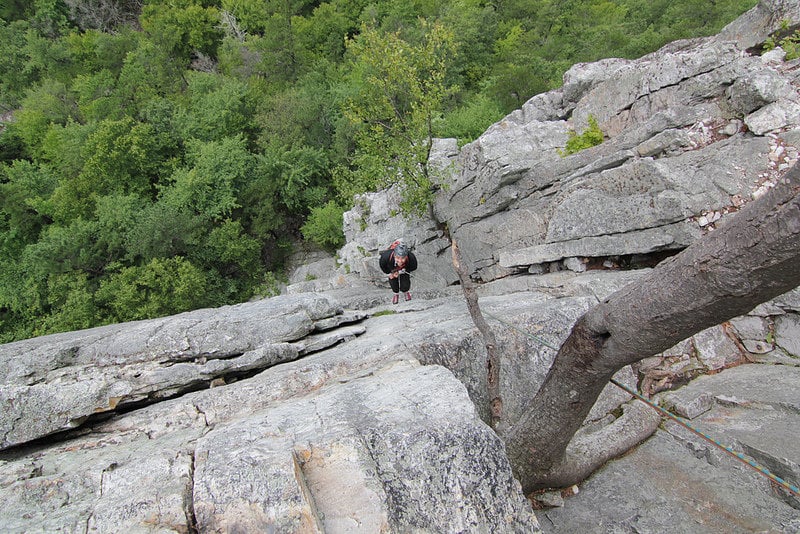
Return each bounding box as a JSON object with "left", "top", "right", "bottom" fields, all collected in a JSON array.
[
  {"left": 341, "top": 20, "right": 457, "bottom": 216},
  {"left": 504, "top": 161, "right": 800, "bottom": 492},
  {"left": 342, "top": 20, "right": 505, "bottom": 428}
]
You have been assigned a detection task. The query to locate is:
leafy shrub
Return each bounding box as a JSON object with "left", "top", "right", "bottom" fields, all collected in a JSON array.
[
  {"left": 301, "top": 200, "right": 345, "bottom": 251},
  {"left": 763, "top": 21, "right": 800, "bottom": 60},
  {"left": 438, "top": 93, "right": 505, "bottom": 146},
  {"left": 96, "top": 256, "right": 210, "bottom": 322},
  {"left": 558, "top": 115, "right": 604, "bottom": 156}
]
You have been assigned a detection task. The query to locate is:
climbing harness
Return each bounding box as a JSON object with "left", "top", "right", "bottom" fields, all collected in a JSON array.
[{"left": 483, "top": 310, "right": 800, "bottom": 499}]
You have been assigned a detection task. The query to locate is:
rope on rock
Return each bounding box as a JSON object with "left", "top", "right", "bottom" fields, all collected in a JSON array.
[
  {"left": 610, "top": 377, "right": 800, "bottom": 498},
  {"left": 483, "top": 310, "right": 800, "bottom": 498}
]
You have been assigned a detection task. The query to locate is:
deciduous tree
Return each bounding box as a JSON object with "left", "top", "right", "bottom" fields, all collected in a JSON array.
[{"left": 342, "top": 20, "right": 457, "bottom": 216}]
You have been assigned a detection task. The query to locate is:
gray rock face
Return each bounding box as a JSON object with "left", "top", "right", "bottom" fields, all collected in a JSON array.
[
  {"left": 0, "top": 293, "right": 344, "bottom": 449},
  {"left": 541, "top": 365, "right": 800, "bottom": 533},
  {"left": 340, "top": 0, "right": 800, "bottom": 283},
  {"left": 0, "top": 291, "right": 549, "bottom": 533},
  {"left": 3, "top": 2, "right": 800, "bottom": 532},
  {"left": 3, "top": 267, "right": 798, "bottom": 532},
  {"left": 193, "top": 361, "right": 538, "bottom": 533}
]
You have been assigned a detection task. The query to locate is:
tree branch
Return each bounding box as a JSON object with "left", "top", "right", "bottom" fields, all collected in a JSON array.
[
  {"left": 451, "top": 237, "right": 503, "bottom": 428},
  {"left": 504, "top": 162, "right": 800, "bottom": 492}
]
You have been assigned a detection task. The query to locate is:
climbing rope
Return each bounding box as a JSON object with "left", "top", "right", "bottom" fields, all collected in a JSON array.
[
  {"left": 610, "top": 377, "right": 800, "bottom": 498},
  {"left": 483, "top": 310, "right": 800, "bottom": 498}
]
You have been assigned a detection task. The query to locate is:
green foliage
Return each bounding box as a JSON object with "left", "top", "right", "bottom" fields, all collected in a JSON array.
[
  {"left": 47, "top": 117, "right": 161, "bottom": 222},
  {"left": 558, "top": 115, "right": 605, "bottom": 157},
  {"left": 437, "top": 92, "right": 504, "bottom": 145},
  {"left": 0, "top": 159, "right": 57, "bottom": 248},
  {"left": 177, "top": 71, "right": 257, "bottom": 142},
  {"left": 38, "top": 119, "right": 94, "bottom": 179},
  {"left": 31, "top": 0, "right": 70, "bottom": 39},
  {"left": 13, "top": 79, "right": 76, "bottom": 157},
  {"left": 220, "top": 0, "right": 271, "bottom": 35},
  {"left": 140, "top": 0, "right": 223, "bottom": 58},
  {"left": 160, "top": 136, "right": 254, "bottom": 220},
  {"left": 38, "top": 271, "right": 99, "bottom": 334},
  {"left": 0, "top": 19, "right": 37, "bottom": 108},
  {"left": 251, "top": 270, "right": 283, "bottom": 299},
  {"left": 237, "top": 157, "right": 284, "bottom": 241},
  {"left": 0, "top": 0, "right": 759, "bottom": 341},
  {"left": 96, "top": 257, "right": 211, "bottom": 322},
  {"left": 115, "top": 38, "right": 186, "bottom": 113},
  {"left": 72, "top": 69, "right": 125, "bottom": 122},
  {"left": 343, "top": 20, "right": 458, "bottom": 216},
  {"left": 268, "top": 143, "right": 331, "bottom": 212},
  {"left": 23, "top": 218, "right": 109, "bottom": 276},
  {"left": 763, "top": 21, "right": 800, "bottom": 61},
  {"left": 256, "top": 67, "right": 341, "bottom": 149},
  {"left": 64, "top": 29, "right": 139, "bottom": 75},
  {"left": 201, "top": 219, "right": 262, "bottom": 281},
  {"left": 0, "top": 0, "right": 29, "bottom": 21},
  {"left": 301, "top": 200, "right": 345, "bottom": 251},
  {"left": 123, "top": 200, "right": 201, "bottom": 262}
]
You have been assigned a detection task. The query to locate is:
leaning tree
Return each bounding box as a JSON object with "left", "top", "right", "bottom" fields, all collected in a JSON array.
[{"left": 503, "top": 161, "right": 800, "bottom": 492}]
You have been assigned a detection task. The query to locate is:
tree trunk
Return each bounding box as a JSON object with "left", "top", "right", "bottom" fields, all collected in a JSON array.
[
  {"left": 503, "top": 162, "right": 800, "bottom": 492},
  {"left": 450, "top": 237, "right": 503, "bottom": 428}
]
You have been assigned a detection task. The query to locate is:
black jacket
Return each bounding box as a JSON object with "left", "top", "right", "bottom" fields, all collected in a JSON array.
[{"left": 379, "top": 248, "right": 418, "bottom": 274}]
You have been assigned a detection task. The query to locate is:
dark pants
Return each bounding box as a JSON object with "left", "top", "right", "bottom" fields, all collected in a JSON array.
[{"left": 389, "top": 273, "right": 411, "bottom": 293}]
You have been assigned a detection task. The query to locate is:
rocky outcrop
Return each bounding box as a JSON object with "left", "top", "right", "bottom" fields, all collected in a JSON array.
[
  {"left": 0, "top": 288, "right": 547, "bottom": 533},
  {"left": 339, "top": 0, "right": 800, "bottom": 285},
  {"left": 540, "top": 364, "right": 800, "bottom": 532},
  {"left": 2, "top": 268, "right": 799, "bottom": 532},
  {"left": 2, "top": 1, "right": 800, "bottom": 532}
]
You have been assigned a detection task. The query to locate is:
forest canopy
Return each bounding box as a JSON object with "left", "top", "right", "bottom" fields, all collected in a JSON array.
[{"left": 0, "top": 0, "right": 757, "bottom": 342}]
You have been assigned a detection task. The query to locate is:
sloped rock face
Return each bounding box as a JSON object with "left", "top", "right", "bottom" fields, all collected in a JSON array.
[
  {"left": 0, "top": 293, "right": 349, "bottom": 449},
  {"left": 2, "top": 269, "right": 799, "bottom": 532},
  {"left": 340, "top": 0, "right": 800, "bottom": 284},
  {"left": 192, "top": 361, "right": 538, "bottom": 533},
  {"left": 541, "top": 364, "right": 800, "bottom": 532},
  {"left": 0, "top": 290, "right": 547, "bottom": 533},
  {"left": 3, "top": 2, "right": 800, "bottom": 532}
]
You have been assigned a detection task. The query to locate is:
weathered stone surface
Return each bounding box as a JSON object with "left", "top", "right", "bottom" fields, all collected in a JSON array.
[
  {"left": 727, "top": 65, "right": 795, "bottom": 115},
  {"left": 0, "top": 293, "right": 344, "bottom": 449},
  {"left": 3, "top": 3, "right": 800, "bottom": 532},
  {"left": 0, "top": 267, "right": 674, "bottom": 533},
  {"left": 540, "top": 367, "right": 800, "bottom": 534},
  {"left": 0, "top": 407, "right": 205, "bottom": 534},
  {"left": 746, "top": 99, "right": 800, "bottom": 135},
  {"left": 658, "top": 365, "right": 800, "bottom": 510},
  {"left": 539, "top": 427, "right": 799, "bottom": 533},
  {"left": 500, "top": 224, "right": 691, "bottom": 268},
  {"left": 693, "top": 325, "right": 744, "bottom": 371},
  {"left": 193, "top": 360, "right": 540, "bottom": 533},
  {"left": 775, "top": 312, "right": 800, "bottom": 357},
  {"left": 343, "top": 1, "right": 800, "bottom": 283},
  {"left": 715, "top": 0, "right": 800, "bottom": 50}
]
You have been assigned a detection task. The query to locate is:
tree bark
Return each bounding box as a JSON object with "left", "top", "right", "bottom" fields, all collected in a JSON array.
[
  {"left": 450, "top": 237, "right": 503, "bottom": 428},
  {"left": 503, "top": 162, "right": 800, "bottom": 492}
]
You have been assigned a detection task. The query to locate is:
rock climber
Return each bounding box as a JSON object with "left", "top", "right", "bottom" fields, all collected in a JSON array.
[{"left": 379, "top": 240, "right": 418, "bottom": 304}]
